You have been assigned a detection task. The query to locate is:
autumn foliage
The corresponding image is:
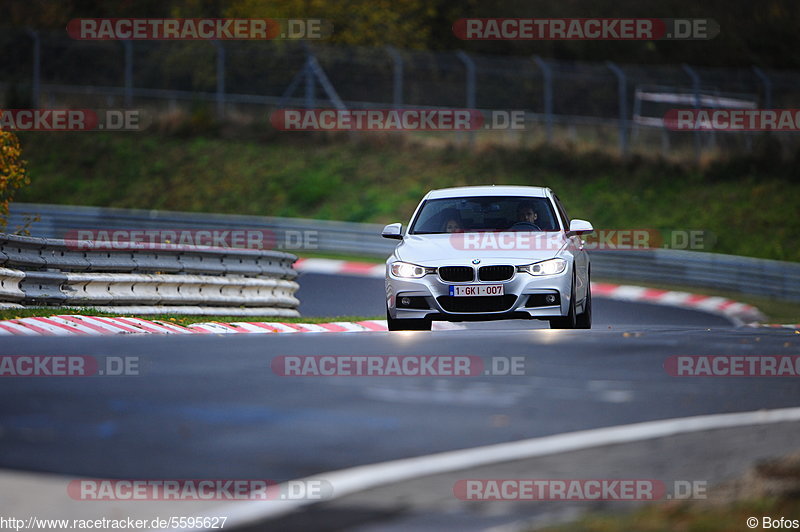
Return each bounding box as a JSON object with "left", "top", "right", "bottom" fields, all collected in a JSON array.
[{"left": 0, "top": 130, "right": 29, "bottom": 230}]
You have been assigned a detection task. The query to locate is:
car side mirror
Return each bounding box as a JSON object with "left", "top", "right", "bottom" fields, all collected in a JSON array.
[
  {"left": 568, "top": 219, "right": 594, "bottom": 235},
  {"left": 381, "top": 223, "right": 403, "bottom": 240}
]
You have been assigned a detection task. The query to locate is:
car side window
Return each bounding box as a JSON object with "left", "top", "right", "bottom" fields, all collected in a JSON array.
[{"left": 552, "top": 195, "right": 570, "bottom": 230}]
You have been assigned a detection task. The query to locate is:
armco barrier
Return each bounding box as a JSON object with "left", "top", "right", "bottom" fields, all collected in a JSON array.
[
  {"left": 588, "top": 249, "right": 800, "bottom": 302},
  {"left": 7, "top": 203, "right": 800, "bottom": 303},
  {"left": 0, "top": 232, "right": 299, "bottom": 315}
]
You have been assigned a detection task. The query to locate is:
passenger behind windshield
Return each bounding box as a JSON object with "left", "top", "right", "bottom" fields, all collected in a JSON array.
[{"left": 440, "top": 208, "right": 464, "bottom": 233}]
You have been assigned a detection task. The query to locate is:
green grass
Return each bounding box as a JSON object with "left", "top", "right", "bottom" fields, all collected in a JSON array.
[
  {"left": 297, "top": 250, "right": 385, "bottom": 263},
  {"left": 13, "top": 132, "right": 800, "bottom": 262},
  {"left": 0, "top": 307, "right": 380, "bottom": 326},
  {"left": 535, "top": 496, "right": 800, "bottom": 532}
]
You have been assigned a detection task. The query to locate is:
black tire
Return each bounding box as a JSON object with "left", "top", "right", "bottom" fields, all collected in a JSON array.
[
  {"left": 387, "top": 307, "right": 432, "bottom": 331},
  {"left": 549, "top": 276, "right": 577, "bottom": 329},
  {"left": 575, "top": 280, "right": 592, "bottom": 329}
]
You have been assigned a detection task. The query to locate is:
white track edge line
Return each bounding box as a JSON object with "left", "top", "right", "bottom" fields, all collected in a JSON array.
[{"left": 165, "top": 406, "right": 800, "bottom": 531}]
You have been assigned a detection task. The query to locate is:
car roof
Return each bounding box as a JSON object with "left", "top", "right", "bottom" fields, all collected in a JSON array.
[{"left": 425, "top": 185, "right": 550, "bottom": 200}]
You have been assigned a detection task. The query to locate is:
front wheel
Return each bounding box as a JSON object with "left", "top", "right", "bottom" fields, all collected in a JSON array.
[
  {"left": 575, "top": 281, "right": 592, "bottom": 329},
  {"left": 549, "top": 276, "right": 577, "bottom": 329},
  {"left": 387, "top": 308, "right": 432, "bottom": 331}
]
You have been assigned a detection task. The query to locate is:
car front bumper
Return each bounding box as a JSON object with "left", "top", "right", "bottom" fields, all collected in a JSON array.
[{"left": 386, "top": 265, "right": 573, "bottom": 321}]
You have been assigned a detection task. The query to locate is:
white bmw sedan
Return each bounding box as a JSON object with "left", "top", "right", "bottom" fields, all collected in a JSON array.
[{"left": 382, "top": 185, "right": 593, "bottom": 330}]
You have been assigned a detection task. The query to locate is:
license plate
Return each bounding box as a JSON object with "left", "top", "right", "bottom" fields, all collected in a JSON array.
[{"left": 449, "top": 284, "right": 504, "bottom": 297}]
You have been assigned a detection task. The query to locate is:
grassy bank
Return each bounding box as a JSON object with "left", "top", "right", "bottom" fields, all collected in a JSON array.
[
  {"left": 537, "top": 451, "right": 800, "bottom": 532},
  {"left": 537, "top": 496, "right": 800, "bottom": 532},
  {"left": 14, "top": 132, "right": 800, "bottom": 262}
]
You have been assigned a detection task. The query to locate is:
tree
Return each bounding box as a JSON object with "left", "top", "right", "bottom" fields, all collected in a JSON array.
[{"left": 0, "top": 130, "right": 29, "bottom": 230}]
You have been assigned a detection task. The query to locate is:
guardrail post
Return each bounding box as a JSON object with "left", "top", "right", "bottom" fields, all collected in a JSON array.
[
  {"left": 456, "top": 51, "right": 476, "bottom": 147},
  {"left": 386, "top": 46, "right": 403, "bottom": 109},
  {"left": 123, "top": 40, "right": 133, "bottom": 107},
  {"left": 606, "top": 61, "right": 629, "bottom": 157},
  {"left": 533, "top": 56, "right": 554, "bottom": 143},
  {"left": 213, "top": 41, "right": 225, "bottom": 118},
  {"left": 682, "top": 63, "right": 702, "bottom": 163},
  {"left": 752, "top": 66, "right": 773, "bottom": 108},
  {"left": 26, "top": 29, "right": 41, "bottom": 108}
]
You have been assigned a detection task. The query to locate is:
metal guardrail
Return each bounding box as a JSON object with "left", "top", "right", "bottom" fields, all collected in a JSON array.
[
  {"left": 0, "top": 230, "right": 300, "bottom": 316},
  {"left": 589, "top": 250, "right": 800, "bottom": 302},
  {"left": 8, "top": 202, "right": 800, "bottom": 303}
]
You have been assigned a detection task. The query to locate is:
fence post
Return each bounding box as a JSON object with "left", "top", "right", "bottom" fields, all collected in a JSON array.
[
  {"left": 752, "top": 66, "right": 773, "bottom": 108},
  {"left": 26, "top": 29, "right": 41, "bottom": 108},
  {"left": 213, "top": 41, "right": 226, "bottom": 119},
  {"left": 304, "top": 60, "right": 316, "bottom": 109},
  {"left": 303, "top": 44, "right": 316, "bottom": 109},
  {"left": 681, "top": 63, "right": 702, "bottom": 163},
  {"left": 532, "top": 56, "right": 553, "bottom": 142},
  {"left": 278, "top": 58, "right": 308, "bottom": 108},
  {"left": 456, "top": 51, "right": 476, "bottom": 146},
  {"left": 386, "top": 46, "right": 403, "bottom": 109},
  {"left": 606, "top": 61, "right": 629, "bottom": 157},
  {"left": 122, "top": 40, "right": 133, "bottom": 107},
  {"left": 307, "top": 56, "right": 347, "bottom": 110}
]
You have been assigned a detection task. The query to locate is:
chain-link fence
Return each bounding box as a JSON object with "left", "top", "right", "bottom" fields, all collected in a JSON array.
[{"left": 3, "top": 28, "right": 800, "bottom": 158}]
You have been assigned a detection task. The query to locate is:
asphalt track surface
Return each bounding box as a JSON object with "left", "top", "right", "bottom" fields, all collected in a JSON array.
[{"left": 0, "top": 273, "right": 798, "bottom": 485}]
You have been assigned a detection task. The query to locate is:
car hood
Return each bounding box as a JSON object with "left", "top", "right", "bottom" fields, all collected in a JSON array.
[{"left": 394, "top": 232, "right": 568, "bottom": 265}]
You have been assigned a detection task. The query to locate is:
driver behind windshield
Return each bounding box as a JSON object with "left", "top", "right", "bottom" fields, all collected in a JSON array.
[{"left": 512, "top": 201, "right": 540, "bottom": 229}]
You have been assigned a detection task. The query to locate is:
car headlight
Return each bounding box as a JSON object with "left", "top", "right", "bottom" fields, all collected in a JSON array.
[
  {"left": 391, "top": 261, "right": 428, "bottom": 278},
  {"left": 518, "top": 258, "right": 567, "bottom": 276}
]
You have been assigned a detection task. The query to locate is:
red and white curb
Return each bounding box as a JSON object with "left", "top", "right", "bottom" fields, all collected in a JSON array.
[
  {"left": 748, "top": 323, "right": 800, "bottom": 330},
  {"left": 294, "top": 258, "right": 767, "bottom": 324},
  {"left": 295, "top": 257, "right": 385, "bottom": 278},
  {"left": 590, "top": 282, "right": 766, "bottom": 324},
  {"left": 0, "top": 316, "right": 464, "bottom": 336}
]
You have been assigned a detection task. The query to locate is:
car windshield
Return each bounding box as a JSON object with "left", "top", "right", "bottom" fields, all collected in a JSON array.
[{"left": 409, "top": 196, "right": 560, "bottom": 234}]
